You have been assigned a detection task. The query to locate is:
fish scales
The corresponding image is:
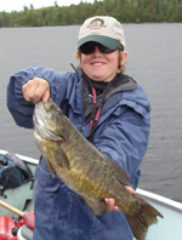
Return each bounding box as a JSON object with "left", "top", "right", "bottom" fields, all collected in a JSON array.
[
  {"left": 61, "top": 136, "right": 130, "bottom": 204},
  {"left": 33, "top": 99, "right": 163, "bottom": 240}
]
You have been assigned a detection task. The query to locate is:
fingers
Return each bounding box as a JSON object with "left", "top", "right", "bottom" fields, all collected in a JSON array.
[
  {"left": 22, "top": 77, "right": 50, "bottom": 104},
  {"left": 124, "top": 185, "right": 136, "bottom": 195},
  {"left": 104, "top": 186, "right": 136, "bottom": 213},
  {"left": 105, "top": 198, "right": 120, "bottom": 212}
]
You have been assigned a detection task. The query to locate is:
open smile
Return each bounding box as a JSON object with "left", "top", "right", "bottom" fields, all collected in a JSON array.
[{"left": 91, "top": 62, "right": 106, "bottom": 67}]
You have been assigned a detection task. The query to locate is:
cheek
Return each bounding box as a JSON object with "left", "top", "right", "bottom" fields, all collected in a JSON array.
[
  {"left": 80, "top": 54, "right": 89, "bottom": 66},
  {"left": 109, "top": 52, "right": 120, "bottom": 67},
  {"left": 109, "top": 56, "right": 120, "bottom": 70}
]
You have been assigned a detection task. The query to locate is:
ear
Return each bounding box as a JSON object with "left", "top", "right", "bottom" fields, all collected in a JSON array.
[{"left": 120, "top": 51, "right": 128, "bottom": 65}]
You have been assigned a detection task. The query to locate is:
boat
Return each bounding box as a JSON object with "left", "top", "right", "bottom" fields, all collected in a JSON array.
[
  {"left": 0, "top": 149, "right": 182, "bottom": 240},
  {"left": 0, "top": 149, "right": 38, "bottom": 217},
  {"left": 0, "top": 150, "right": 37, "bottom": 240},
  {"left": 136, "top": 189, "right": 182, "bottom": 239}
]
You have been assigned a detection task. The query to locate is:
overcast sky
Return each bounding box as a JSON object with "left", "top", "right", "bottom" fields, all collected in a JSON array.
[{"left": 0, "top": 0, "right": 94, "bottom": 12}]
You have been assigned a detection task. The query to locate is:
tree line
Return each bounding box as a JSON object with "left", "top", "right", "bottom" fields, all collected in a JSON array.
[{"left": 0, "top": 0, "right": 182, "bottom": 27}]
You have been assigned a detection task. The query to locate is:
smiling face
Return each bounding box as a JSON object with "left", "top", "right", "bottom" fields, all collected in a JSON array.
[{"left": 80, "top": 46, "right": 128, "bottom": 82}]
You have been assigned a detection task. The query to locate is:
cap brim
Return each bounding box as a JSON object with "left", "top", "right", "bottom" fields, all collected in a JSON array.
[{"left": 78, "top": 35, "right": 120, "bottom": 50}]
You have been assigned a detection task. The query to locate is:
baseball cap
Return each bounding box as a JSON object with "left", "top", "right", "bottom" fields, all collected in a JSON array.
[{"left": 78, "top": 16, "right": 125, "bottom": 50}]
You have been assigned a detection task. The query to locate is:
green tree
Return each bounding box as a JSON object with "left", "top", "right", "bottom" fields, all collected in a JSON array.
[
  {"left": 0, "top": 0, "right": 182, "bottom": 27},
  {"left": 0, "top": 12, "right": 10, "bottom": 27}
]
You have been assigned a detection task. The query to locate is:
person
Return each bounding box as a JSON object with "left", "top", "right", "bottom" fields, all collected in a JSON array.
[{"left": 7, "top": 16, "right": 151, "bottom": 240}]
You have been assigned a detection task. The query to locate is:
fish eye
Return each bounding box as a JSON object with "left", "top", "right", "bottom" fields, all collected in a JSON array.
[
  {"left": 44, "top": 102, "right": 52, "bottom": 112},
  {"left": 45, "top": 103, "right": 58, "bottom": 114}
]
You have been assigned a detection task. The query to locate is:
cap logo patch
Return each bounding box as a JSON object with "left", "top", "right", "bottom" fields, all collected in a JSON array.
[{"left": 87, "top": 18, "right": 106, "bottom": 30}]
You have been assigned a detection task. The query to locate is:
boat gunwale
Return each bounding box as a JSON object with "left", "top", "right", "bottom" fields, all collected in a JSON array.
[
  {"left": 0, "top": 149, "right": 39, "bottom": 165},
  {"left": 136, "top": 188, "right": 182, "bottom": 213}
]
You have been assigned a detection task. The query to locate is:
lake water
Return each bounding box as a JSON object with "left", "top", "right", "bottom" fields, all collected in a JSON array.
[{"left": 0, "top": 23, "right": 182, "bottom": 202}]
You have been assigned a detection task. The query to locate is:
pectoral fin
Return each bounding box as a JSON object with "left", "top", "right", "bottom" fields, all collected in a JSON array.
[
  {"left": 54, "top": 148, "right": 70, "bottom": 170},
  {"left": 83, "top": 196, "right": 107, "bottom": 216},
  {"left": 46, "top": 159, "right": 55, "bottom": 178}
]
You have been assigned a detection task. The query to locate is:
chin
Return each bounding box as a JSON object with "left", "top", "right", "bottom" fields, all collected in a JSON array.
[{"left": 91, "top": 76, "right": 104, "bottom": 81}]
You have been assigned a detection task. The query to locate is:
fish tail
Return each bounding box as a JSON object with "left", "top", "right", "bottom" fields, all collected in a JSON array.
[{"left": 126, "top": 198, "right": 163, "bottom": 240}]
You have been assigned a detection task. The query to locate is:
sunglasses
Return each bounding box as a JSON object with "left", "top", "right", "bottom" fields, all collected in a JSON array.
[{"left": 79, "top": 42, "right": 118, "bottom": 54}]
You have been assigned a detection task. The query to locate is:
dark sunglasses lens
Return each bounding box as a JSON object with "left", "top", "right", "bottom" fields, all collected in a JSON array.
[
  {"left": 99, "top": 44, "right": 115, "bottom": 53},
  {"left": 80, "top": 42, "right": 115, "bottom": 54},
  {"left": 80, "top": 43, "right": 95, "bottom": 54}
]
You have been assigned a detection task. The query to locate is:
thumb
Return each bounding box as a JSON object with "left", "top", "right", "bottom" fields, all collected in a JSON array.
[{"left": 42, "top": 89, "right": 50, "bottom": 104}]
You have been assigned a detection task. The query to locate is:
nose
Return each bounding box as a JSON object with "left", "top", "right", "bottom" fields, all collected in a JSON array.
[{"left": 93, "top": 46, "right": 102, "bottom": 55}]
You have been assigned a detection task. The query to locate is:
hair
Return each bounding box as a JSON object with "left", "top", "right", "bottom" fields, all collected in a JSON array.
[
  {"left": 118, "top": 44, "right": 126, "bottom": 74},
  {"left": 75, "top": 44, "right": 126, "bottom": 74}
]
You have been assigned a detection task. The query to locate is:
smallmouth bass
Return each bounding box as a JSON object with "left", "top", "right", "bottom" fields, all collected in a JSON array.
[{"left": 33, "top": 99, "right": 163, "bottom": 240}]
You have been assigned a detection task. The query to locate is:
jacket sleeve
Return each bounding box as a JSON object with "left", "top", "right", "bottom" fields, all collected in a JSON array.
[
  {"left": 7, "top": 66, "right": 65, "bottom": 128},
  {"left": 93, "top": 88, "right": 151, "bottom": 189}
]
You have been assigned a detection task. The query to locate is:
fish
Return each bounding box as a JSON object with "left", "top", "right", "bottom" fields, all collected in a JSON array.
[{"left": 33, "top": 99, "right": 163, "bottom": 240}]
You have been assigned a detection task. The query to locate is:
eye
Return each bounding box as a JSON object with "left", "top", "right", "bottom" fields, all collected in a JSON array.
[{"left": 44, "top": 102, "right": 52, "bottom": 112}]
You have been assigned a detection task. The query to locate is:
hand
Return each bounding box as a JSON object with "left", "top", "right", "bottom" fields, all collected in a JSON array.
[
  {"left": 105, "top": 198, "right": 120, "bottom": 212},
  {"left": 105, "top": 185, "right": 136, "bottom": 212},
  {"left": 23, "top": 211, "right": 35, "bottom": 230},
  {"left": 22, "top": 77, "right": 50, "bottom": 104}
]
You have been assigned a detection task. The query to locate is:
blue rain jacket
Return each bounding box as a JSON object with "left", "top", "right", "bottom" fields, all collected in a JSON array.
[{"left": 7, "top": 66, "right": 151, "bottom": 240}]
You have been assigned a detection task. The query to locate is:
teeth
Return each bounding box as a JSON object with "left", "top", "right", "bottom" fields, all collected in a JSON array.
[{"left": 92, "top": 62, "right": 104, "bottom": 66}]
